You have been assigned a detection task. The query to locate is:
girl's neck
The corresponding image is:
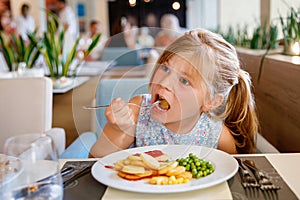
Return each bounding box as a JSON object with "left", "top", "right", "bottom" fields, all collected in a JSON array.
[{"left": 164, "top": 112, "right": 202, "bottom": 134}]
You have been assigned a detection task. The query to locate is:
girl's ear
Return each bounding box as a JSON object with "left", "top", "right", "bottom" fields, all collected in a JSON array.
[{"left": 201, "top": 94, "right": 223, "bottom": 112}]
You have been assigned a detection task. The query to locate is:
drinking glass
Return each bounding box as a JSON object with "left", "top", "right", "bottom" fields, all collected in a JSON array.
[{"left": 1, "top": 133, "right": 63, "bottom": 200}]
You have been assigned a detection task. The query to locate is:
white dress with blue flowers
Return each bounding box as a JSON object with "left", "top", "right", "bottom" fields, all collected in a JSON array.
[{"left": 134, "top": 94, "right": 222, "bottom": 148}]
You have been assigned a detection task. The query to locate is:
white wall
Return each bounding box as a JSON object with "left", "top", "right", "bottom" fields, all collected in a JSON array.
[
  {"left": 186, "top": 0, "right": 218, "bottom": 31},
  {"left": 270, "top": 0, "right": 300, "bottom": 38},
  {"left": 271, "top": 0, "right": 300, "bottom": 20},
  {"left": 93, "top": 0, "right": 109, "bottom": 36},
  {"left": 219, "top": 0, "right": 260, "bottom": 35}
]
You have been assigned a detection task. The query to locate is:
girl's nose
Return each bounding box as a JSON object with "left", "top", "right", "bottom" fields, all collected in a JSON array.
[{"left": 159, "top": 72, "right": 176, "bottom": 91}]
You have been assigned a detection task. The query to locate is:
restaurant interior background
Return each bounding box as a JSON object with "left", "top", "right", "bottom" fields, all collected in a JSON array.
[
  {"left": 3, "top": 0, "right": 299, "bottom": 38},
  {"left": 1, "top": 0, "right": 300, "bottom": 153}
]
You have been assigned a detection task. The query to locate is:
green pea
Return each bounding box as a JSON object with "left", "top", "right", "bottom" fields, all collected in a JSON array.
[
  {"left": 178, "top": 154, "right": 215, "bottom": 178},
  {"left": 185, "top": 165, "right": 190, "bottom": 171},
  {"left": 198, "top": 171, "right": 203, "bottom": 177}
]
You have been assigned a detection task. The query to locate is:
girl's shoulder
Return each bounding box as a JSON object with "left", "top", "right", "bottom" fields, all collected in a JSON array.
[{"left": 217, "top": 124, "right": 237, "bottom": 154}]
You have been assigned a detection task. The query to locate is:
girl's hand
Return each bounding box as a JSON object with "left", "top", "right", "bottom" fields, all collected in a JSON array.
[{"left": 105, "top": 98, "right": 136, "bottom": 136}]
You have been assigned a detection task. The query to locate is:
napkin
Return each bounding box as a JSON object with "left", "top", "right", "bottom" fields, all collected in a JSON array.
[{"left": 102, "top": 182, "right": 232, "bottom": 200}]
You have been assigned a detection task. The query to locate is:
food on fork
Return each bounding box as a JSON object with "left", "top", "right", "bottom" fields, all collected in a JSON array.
[
  {"left": 158, "top": 99, "right": 170, "bottom": 110},
  {"left": 156, "top": 95, "right": 170, "bottom": 111}
]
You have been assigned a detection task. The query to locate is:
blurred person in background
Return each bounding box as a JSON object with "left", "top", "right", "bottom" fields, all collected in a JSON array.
[
  {"left": 137, "top": 26, "right": 154, "bottom": 48},
  {"left": 0, "top": 10, "right": 16, "bottom": 43},
  {"left": 105, "top": 16, "right": 137, "bottom": 49},
  {"left": 15, "top": 4, "right": 35, "bottom": 42},
  {"left": 154, "top": 14, "right": 183, "bottom": 47},
  {"left": 145, "top": 12, "right": 159, "bottom": 38},
  {"left": 79, "top": 20, "right": 108, "bottom": 61},
  {"left": 56, "top": 0, "right": 78, "bottom": 40}
]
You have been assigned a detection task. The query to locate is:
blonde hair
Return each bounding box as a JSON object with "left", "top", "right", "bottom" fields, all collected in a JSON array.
[{"left": 150, "top": 29, "right": 258, "bottom": 153}]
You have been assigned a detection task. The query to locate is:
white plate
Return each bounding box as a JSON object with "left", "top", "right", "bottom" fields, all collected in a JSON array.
[
  {"left": 91, "top": 145, "right": 238, "bottom": 194},
  {"left": 0, "top": 154, "right": 23, "bottom": 186}
]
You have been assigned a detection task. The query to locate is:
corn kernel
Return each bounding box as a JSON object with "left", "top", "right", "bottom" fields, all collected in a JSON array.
[
  {"left": 183, "top": 179, "right": 190, "bottom": 183},
  {"left": 169, "top": 176, "right": 176, "bottom": 181},
  {"left": 162, "top": 180, "right": 168, "bottom": 185},
  {"left": 149, "top": 179, "right": 157, "bottom": 184},
  {"left": 177, "top": 177, "right": 184, "bottom": 183}
]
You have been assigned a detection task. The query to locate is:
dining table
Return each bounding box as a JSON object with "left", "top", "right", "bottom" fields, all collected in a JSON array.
[{"left": 59, "top": 152, "right": 300, "bottom": 200}]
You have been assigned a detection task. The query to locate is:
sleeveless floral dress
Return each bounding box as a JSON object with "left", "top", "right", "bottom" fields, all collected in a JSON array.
[{"left": 134, "top": 94, "right": 222, "bottom": 148}]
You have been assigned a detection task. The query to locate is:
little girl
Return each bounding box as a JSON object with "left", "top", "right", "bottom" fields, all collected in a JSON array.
[{"left": 90, "top": 29, "right": 258, "bottom": 157}]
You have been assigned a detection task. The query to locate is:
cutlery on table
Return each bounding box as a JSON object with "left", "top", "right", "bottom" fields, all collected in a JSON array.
[
  {"left": 63, "top": 164, "right": 93, "bottom": 187},
  {"left": 243, "top": 159, "right": 281, "bottom": 191},
  {"left": 235, "top": 158, "right": 259, "bottom": 188},
  {"left": 83, "top": 100, "right": 161, "bottom": 110}
]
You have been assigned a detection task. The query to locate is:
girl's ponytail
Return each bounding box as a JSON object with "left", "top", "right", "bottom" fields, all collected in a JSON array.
[{"left": 224, "top": 69, "right": 258, "bottom": 153}]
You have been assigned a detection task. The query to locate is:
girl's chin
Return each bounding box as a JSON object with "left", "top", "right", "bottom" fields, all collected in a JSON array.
[{"left": 151, "top": 106, "right": 168, "bottom": 123}]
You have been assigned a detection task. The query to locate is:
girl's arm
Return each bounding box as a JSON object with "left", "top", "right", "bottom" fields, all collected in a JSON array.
[
  {"left": 89, "top": 95, "right": 143, "bottom": 158},
  {"left": 217, "top": 124, "right": 237, "bottom": 154}
]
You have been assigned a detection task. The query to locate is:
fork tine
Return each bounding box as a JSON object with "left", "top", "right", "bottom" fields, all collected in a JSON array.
[{"left": 261, "top": 188, "right": 279, "bottom": 200}]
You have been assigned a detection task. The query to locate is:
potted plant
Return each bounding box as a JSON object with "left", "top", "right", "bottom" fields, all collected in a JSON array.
[
  {"left": 40, "top": 12, "right": 101, "bottom": 88},
  {"left": 280, "top": 6, "right": 300, "bottom": 56},
  {"left": 0, "top": 31, "right": 42, "bottom": 73},
  {"left": 250, "top": 21, "right": 278, "bottom": 50}
]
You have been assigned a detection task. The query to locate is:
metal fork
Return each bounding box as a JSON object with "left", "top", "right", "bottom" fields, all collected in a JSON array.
[
  {"left": 243, "top": 159, "right": 281, "bottom": 191},
  {"left": 236, "top": 158, "right": 259, "bottom": 188},
  {"left": 83, "top": 100, "right": 160, "bottom": 110}
]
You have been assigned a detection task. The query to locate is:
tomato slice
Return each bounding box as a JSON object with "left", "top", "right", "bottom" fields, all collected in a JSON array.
[{"left": 144, "top": 150, "right": 164, "bottom": 158}]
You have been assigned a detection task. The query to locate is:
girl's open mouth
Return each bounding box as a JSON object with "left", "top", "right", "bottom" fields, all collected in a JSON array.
[{"left": 156, "top": 95, "right": 170, "bottom": 111}]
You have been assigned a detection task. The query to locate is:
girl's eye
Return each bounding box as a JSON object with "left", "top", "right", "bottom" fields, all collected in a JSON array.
[
  {"left": 161, "top": 65, "right": 170, "bottom": 73},
  {"left": 179, "top": 77, "right": 190, "bottom": 86}
]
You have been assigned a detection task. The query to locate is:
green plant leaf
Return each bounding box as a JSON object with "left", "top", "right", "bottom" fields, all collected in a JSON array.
[
  {"left": 250, "top": 27, "right": 261, "bottom": 49},
  {"left": 43, "top": 32, "right": 56, "bottom": 76},
  {"left": 27, "top": 50, "right": 41, "bottom": 68},
  {"left": 10, "top": 33, "right": 21, "bottom": 62},
  {"left": 62, "top": 38, "right": 80, "bottom": 76},
  {"left": 19, "top": 35, "right": 26, "bottom": 61},
  {"left": 84, "top": 34, "right": 101, "bottom": 59},
  {"left": 0, "top": 33, "right": 14, "bottom": 71},
  {"left": 59, "top": 30, "right": 65, "bottom": 55}
]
